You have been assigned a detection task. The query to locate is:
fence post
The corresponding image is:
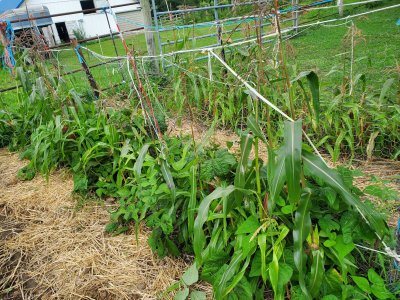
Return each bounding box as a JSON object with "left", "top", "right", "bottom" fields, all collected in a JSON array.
[
  {"left": 337, "top": 0, "right": 344, "bottom": 17},
  {"left": 150, "top": 0, "right": 164, "bottom": 69},
  {"left": 71, "top": 38, "right": 100, "bottom": 98},
  {"left": 140, "top": 0, "right": 159, "bottom": 74},
  {"left": 213, "top": 0, "right": 226, "bottom": 63},
  {"left": 292, "top": 0, "right": 299, "bottom": 33}
]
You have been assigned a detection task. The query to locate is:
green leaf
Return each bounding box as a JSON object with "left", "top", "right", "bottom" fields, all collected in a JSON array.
[
  {"left": 308, "top": 250, "right": 325, "bottom": 298},
  {"left": 247, "top": 115, "right": 267, "bottom": 144},
  {"left": 269, "top": 251, "right": 280, "bottom": 298},
  {"left": 134, "top": 144, "right": 149, "bottom": 176},
  {"left": 293, "top": 188, "right": 312, "bottom": 299},
  {"left": 269, "top": 148, "right": 286, "bottom": 212},
  {"left": 193, "top": 186, "right": 236, "bottom": 264},
  {"left": 292, "top": 71, "right": 320, "bottom": 122},
  {"left": 215, "top": 250, "right": 244, "bottom": 299},
  {"left": 284, "top": 119, "right": 302, "bottom": 205},
  {"left": 161, "top": 159, "right": 176, "bottom": 201},
  {"left": 174, "top": 287, "right": 189, "bottom": 300},
  {"left": 189, "top": 291, "right": 207, "bottom": 300},
  {"left": 236, "top": 216, "right": 260, "bottom": 235},
  {"left": 233, "top": 133, "right": 254, "bottom": 206},
  {"left": 188, "top": 166, "right": 197, "bottom": 240},
  {"left": 351, "top": 276, "right": 371, "bottom": 294},
  {"left": 182, "top": 263, "right": 199, "bottom": 286},
  {"left": 258, "top": 233, "right": 267, "bottom": 283},
  {"left": 379, "top": 78, "right": 395, "bottom": 104},
  {"left": 302, "top": 151, "right": 387, "bottom": 238},
  {"left": 367, "top": 269, "right": 384, "bottom": 286}
]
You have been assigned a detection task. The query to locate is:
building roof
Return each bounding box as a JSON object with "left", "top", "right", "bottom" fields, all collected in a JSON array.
[{"left": 0, "top": 0, "right": 25, "bottom": 14}]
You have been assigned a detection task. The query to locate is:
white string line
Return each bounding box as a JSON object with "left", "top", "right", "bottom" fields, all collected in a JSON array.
[
  {"left": 208, "top": 49, "right": 328, "bottom": 165},
  {"left": 356, "top": 243, "right": 400, "bottom": 262}
]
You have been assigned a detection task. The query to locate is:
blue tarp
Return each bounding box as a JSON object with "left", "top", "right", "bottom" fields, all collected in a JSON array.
[{"left": 0, "top": 0, "right": 25, "bottom": 14}]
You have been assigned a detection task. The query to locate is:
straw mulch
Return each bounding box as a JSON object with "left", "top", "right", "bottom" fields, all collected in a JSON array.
[{"left": 0, "top": 149, "right": 207, "bottom": 300}]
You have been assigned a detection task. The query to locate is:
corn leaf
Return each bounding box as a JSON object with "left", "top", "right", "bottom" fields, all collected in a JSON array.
[
  {"left": 161, "top": 160, "right": 176, "bottom": 201},
  {"left": 284, "top": 120, "right": 302, "bottom": 204},
  {"left": 233, "top": 133, "right": 253, "bottom": 207},
  {"left": 134, "top": 144, "right": 149, "bottom": 177},
  {"left": 188, "top": 165, "right": 197, "bottom": 240},
  {"left": 308, "top": 250, "right": 325, "bottom": 298},
  {"left": 292, "top": 71, "right": 320, "bottom": 122},
  {"left": 293, "top": 188, "right": 312, "bottom": 299},
  {"left": 193, "top": 185, "right": 236, "bottom": 264},
  {"left": 268, "top": 148, "right": 286, "bottom": 212}
]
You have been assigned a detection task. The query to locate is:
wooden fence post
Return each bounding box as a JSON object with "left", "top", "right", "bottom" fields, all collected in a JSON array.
[
  {"left": 337, "top": 0, "right": 344, "bottom": 17},
  {"left": 71, "top": 38, "right": 99, "bottom": 98},
  {"left": 141, "top": 0, "right": 159, "bottom": 74}
]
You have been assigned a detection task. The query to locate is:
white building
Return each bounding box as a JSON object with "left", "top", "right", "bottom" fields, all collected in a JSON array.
[{"left": 0, "top": 0, "right": 144, "bottom": 45}]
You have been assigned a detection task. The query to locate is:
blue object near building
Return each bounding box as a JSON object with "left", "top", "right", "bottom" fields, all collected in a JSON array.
[{"left": 0, "top": 0, "right": 25, "bottom": 14}]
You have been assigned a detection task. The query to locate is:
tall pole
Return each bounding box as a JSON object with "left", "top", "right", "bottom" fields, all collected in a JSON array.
[
  {"left": 337, "top": 0, "right": 344, "bottom": 17},
  {"left": 292, "top": 0, "right": 299, "bottom": 33},
  {"left": 150, "top": 0, "right": 163, "bottom": 70},
  {"left": 140, "top": 0, "right": 159, "bottom": 73},
  {"left": 213, "top": 0, "right": 226, "bottom": 63},
  {"left": 71, "top": 38, "right": 99, "bottom": 98},
  {"left": 103, "top": 8, "right": 126, "bottom": 81}
]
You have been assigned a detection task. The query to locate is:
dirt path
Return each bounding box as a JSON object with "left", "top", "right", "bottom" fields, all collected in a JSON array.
[{"left": 0, "top": 149, "right": 193, "bottom": 300}]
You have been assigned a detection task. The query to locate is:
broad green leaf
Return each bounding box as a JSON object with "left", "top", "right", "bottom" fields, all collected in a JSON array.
[
  {"left": 302, "top": 151, "right": 387, "bottom": 238},
  {"left": 174, "top": 287, "right": 189, "bottom": 300},
  {"left": 293, "top": 188, "right": 312, "bottom": 299},
  {"left": 182, "top": 263, "right": 198, "bottom": 286},
  {"left": 351, "top": 276, "right": 371, "bottom": 294},
  {"left": 367, "top": 269, "right": 384, "bottom": 286},
  {"left": 284, "top": 119, "right": 302, "bottom": 205},
  {"left": 193, "top": 186, "right": 236, "bottom": 264},
  {"left": 189, "top": 291, "right": 206, "bottom": 300},
  {"left": 236, "top": 216, "right": 260, "bottom": 235}
]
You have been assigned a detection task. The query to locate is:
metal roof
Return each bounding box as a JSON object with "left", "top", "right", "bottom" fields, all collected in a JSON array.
[
  {"left": 1, "top": 6, "right": 53, "bottom": 30},
  {"left": 0, "top": 0, "right": 25, "bottom": 14}
]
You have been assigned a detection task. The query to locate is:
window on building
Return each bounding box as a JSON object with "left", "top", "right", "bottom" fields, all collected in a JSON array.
[{"left": 80, "top": 0, "right": 96, "bottom": 14}]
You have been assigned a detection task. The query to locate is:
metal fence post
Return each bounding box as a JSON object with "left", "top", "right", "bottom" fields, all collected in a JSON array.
[
  {"left": 337, "top": 0, "right": 344, "bottom": 17},
  {"left": 213, "top": 0, "right": 226, "bottom": 63}
]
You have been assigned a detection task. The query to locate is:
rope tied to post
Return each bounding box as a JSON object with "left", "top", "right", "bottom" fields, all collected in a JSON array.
[{"left": 0, "top": 20, "right": 16, "bottom": 73}]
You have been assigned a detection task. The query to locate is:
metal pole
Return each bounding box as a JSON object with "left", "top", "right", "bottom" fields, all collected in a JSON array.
[
  {"left": 103, "top": 8, "right": 126, "bottom": 81},
  {"left": 150, "top": 0, "right": 163, "bottom": 69},
  {"left": 214, "top": 0, "right": 226, "bottom": 63}
]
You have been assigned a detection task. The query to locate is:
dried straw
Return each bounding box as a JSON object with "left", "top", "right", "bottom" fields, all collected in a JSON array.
[{"left": 0, "top": 149, "right": 211, "bottom": 299}]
